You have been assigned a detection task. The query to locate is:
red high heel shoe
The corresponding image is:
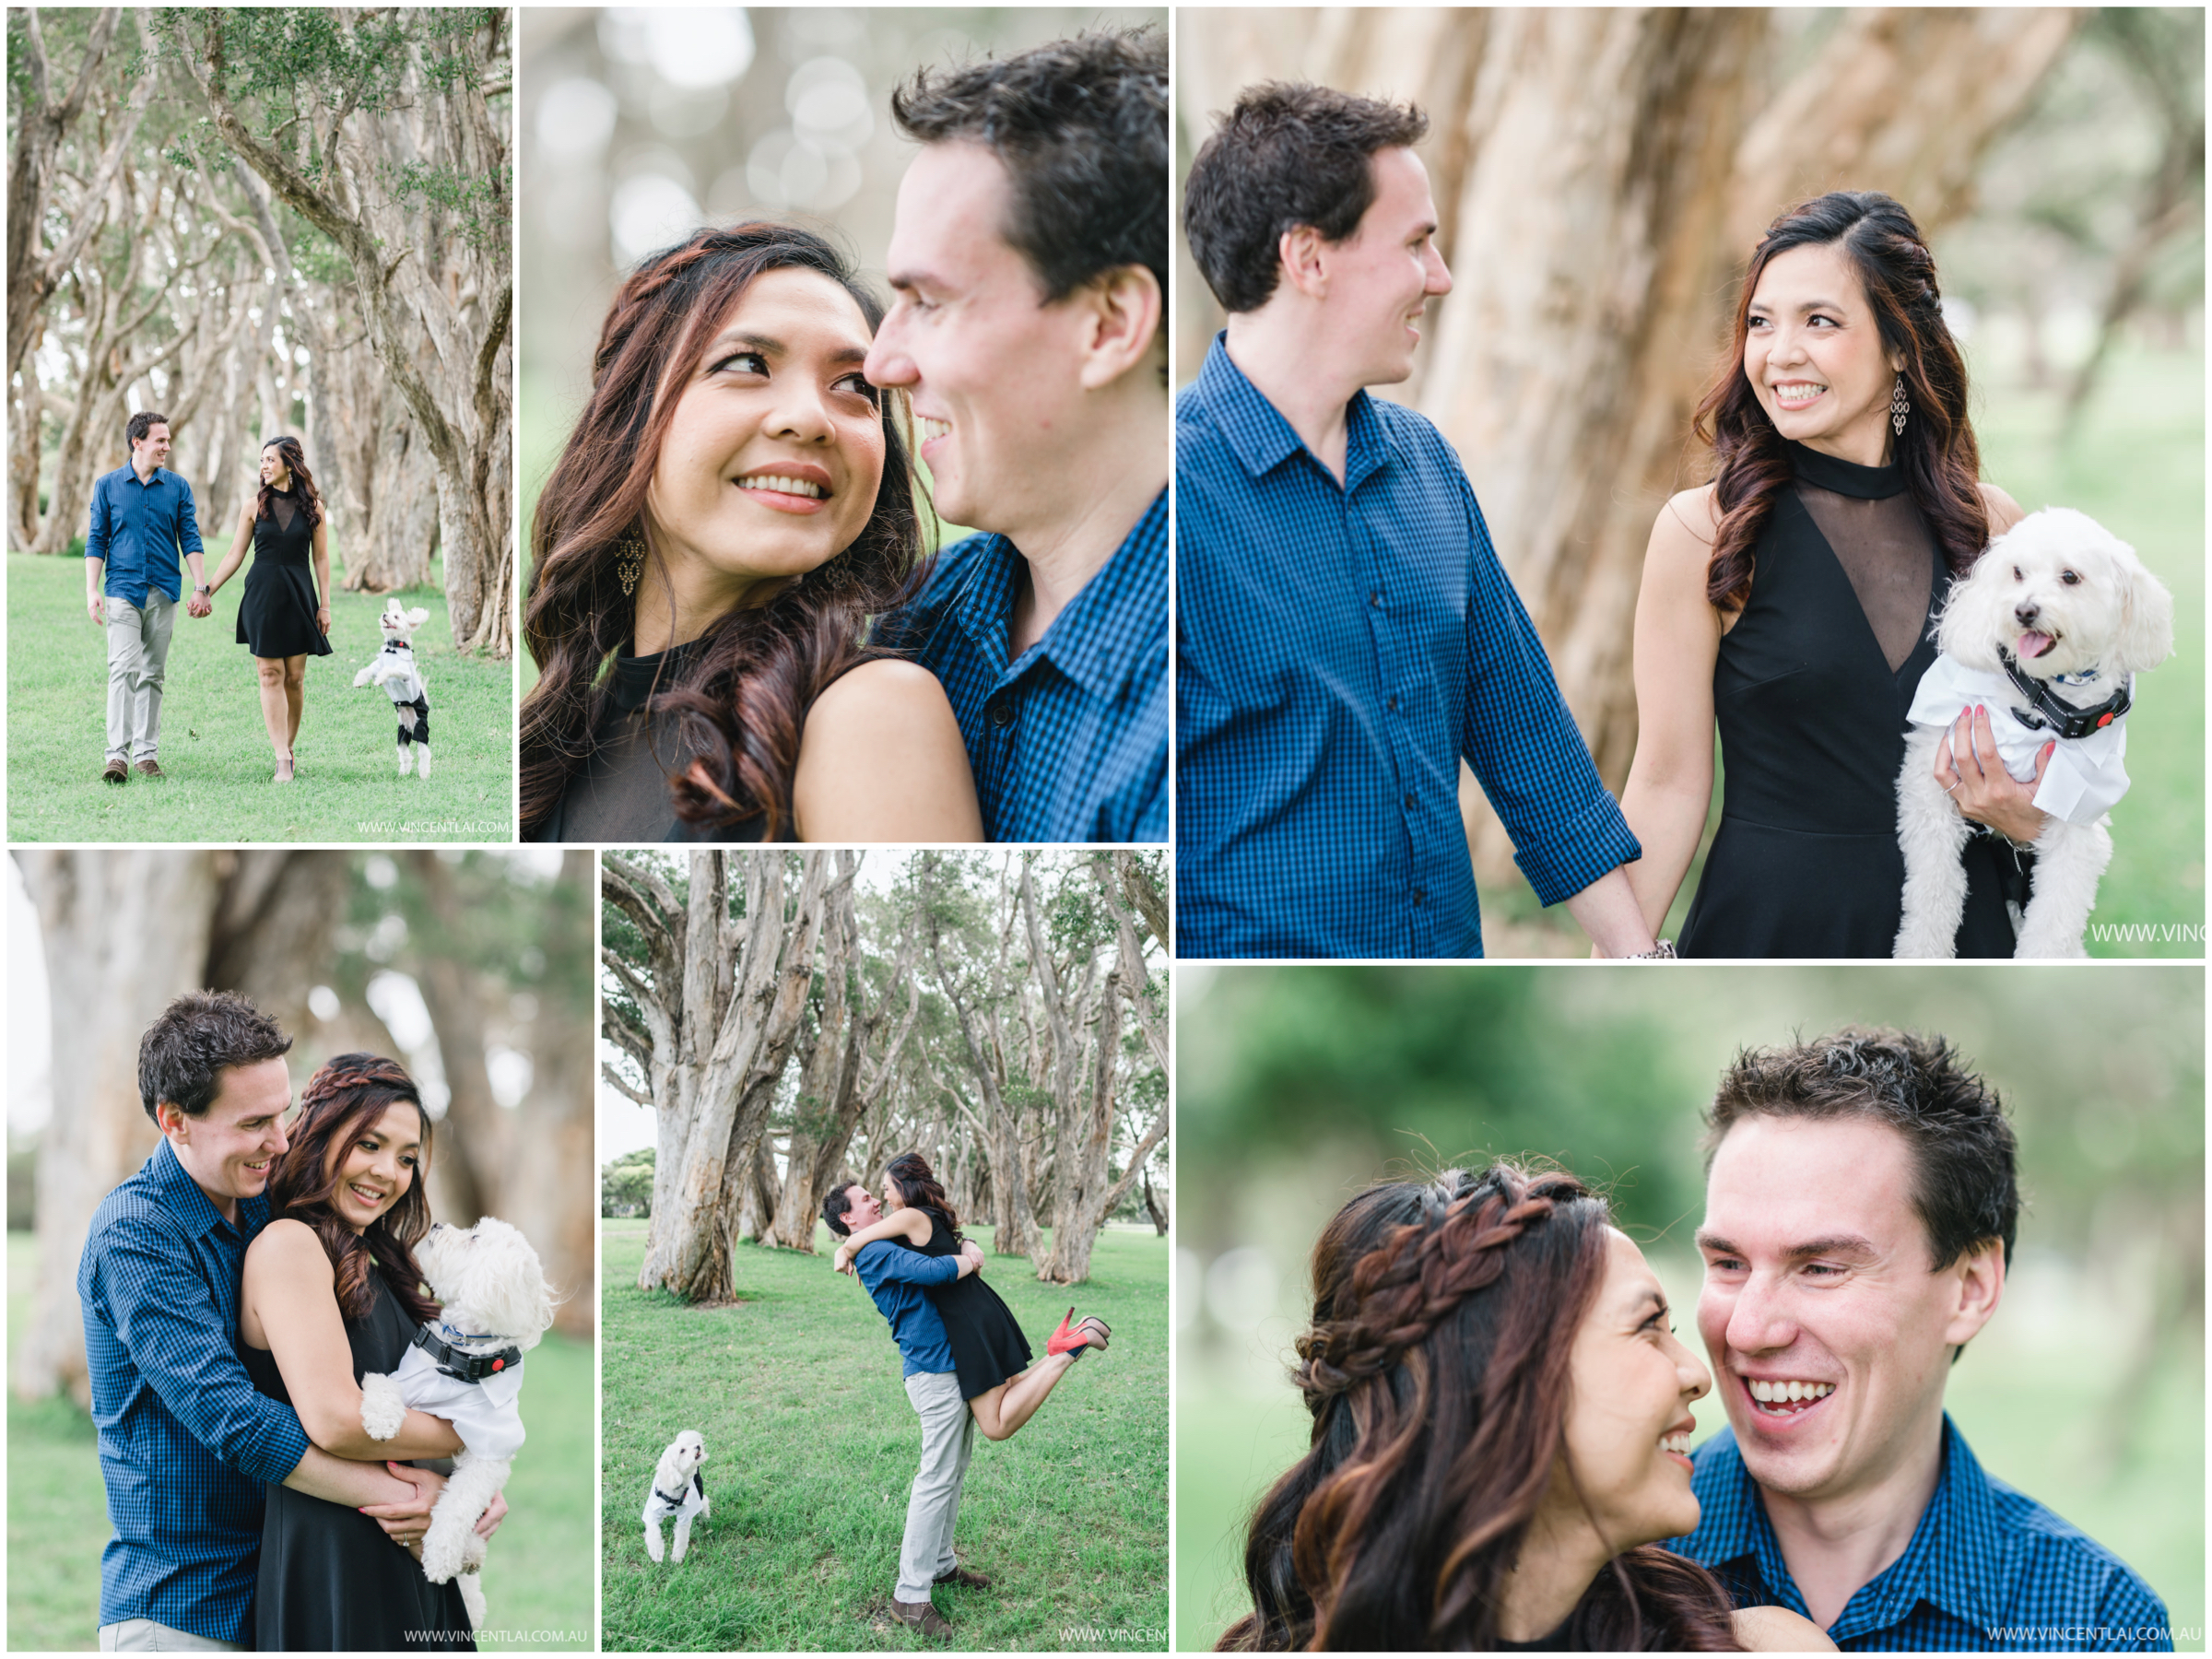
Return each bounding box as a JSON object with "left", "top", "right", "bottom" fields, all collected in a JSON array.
[{"left": 1046, "top": 1307, "right": 1110, "bottom": 1359}]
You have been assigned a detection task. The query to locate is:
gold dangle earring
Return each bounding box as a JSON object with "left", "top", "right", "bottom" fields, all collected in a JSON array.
[
  {"left": 1889, "top": 375, "right": 1910, "bottom": 437},
  {"left": 614, "top": 527, "right": 645, "bottom": 597}
]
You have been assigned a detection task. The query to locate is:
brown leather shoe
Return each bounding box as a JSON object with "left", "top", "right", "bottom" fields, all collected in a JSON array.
[
  {"left": 102, "top": 759, "right": 128, "bottom": 785},
  {"left": 134, "top": 758, "right": 163, "bottom": 779},
  {"left": 934, "top": 1564, "right": 993, "bottom": 1590},
  {"left": 889, "top": 1596, "right": 951, "bottom": 1638}
]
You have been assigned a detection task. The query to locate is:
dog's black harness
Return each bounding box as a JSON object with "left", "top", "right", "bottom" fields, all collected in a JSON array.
[
  {"left": 411, "top": 1322, "right": 523, "bottom": 1382},
  {"left": 652, "top": 1471, "right": 705, "bottom": 1512},
  {"left": 1998, "top": 646, "right": 2131, "bottom": 741}
]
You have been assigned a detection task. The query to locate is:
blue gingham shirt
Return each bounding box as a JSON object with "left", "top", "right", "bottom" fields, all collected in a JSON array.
[
  {"left": 78, "top": 1139, "right": 312, "bottom": 1642},
  {"left": 1176, "top": 335, "right": 1640, "bottom": 957},
  {"left": 852, "top": 1239, "right": 961, "bottom": 1377},
  {"left": 85, "top": 464, "right": 203, "bottom": 607},
  {"left": 887, "top": 489, "right": 1167, "bottom": 843},
  {"left": 1668, "top": 1418, "right": 2172, "bottom": 1651}
]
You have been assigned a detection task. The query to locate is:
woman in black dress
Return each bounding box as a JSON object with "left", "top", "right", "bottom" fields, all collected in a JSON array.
[
  {"left": 204, "top": 435, "right": 333, "bottom": 784},
  {"left": 832, "top": 1152, "right": 1108, "bottom": 1440},
  {"left": 237, "top": 1055, "right": 485, "bottom": 1650},
  {"left": 1619, "top": 192, "right": 2041, "bottom": 958},
  {"left": 520, "top": 222, "right": 979, "bottom": 842}
]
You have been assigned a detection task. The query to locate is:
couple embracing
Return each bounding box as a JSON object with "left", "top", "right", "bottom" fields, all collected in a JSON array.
[
  {"left": 88, "top": 417, "right": 341, "bottom": 788},
  {"left": 521, "top": 29, "right": 1167, "bottom": 846},
  {"left": 82, "top": 992, "right": 492, "bottom": 1652},
  {"left": 1223, "top": 1028, "right": 2171, "bottom": 1653}
]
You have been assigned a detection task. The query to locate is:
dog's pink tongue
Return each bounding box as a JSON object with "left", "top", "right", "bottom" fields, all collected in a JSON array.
[{"left": 2018, "top": 630, "right": 2054, "bottom": 660}]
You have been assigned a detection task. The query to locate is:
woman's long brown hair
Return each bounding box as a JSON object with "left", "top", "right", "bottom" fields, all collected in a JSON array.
[
  {"left": 266, "top": 1053, "right": 440, "bottom": 1326},
  {"left": 1219, "top": 1164, "right": 1741, "bottom": 1652},
  {"left": 882, "top": 1150, "right": 962, "bottom": 1247},
  {"left": 1694, "top": 191, "right": 1986, "bottom": 613},
  {"left": 519, "top": 222, "right": 927, "bottom": 840},
  {"left": 256, "top": 435, "right": 324, "bottom": 530}
]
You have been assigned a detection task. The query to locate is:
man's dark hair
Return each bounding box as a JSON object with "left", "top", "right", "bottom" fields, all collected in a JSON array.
[
  {"left": 137, "top": 990, "right": 293, "bottom": 1124},
  {"left": 126, "top": 410, "right": 170, "bottom": 451},
  {"left": 820, "top": 1180, "right": 862, "bottom": 1238},
  {"left": 1705, "top": 1027, "right": 2019, "bottom": 1271},
  {"left": 890, "top": 29, "right": 1166, "bottom": 315},
  {"left": 1182, "top": 83, "right": 1430, "bottom": 314}
]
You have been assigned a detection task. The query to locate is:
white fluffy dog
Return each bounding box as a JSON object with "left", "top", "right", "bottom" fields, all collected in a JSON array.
[
  {"left": 353, "top": 600, "right": 434, "bottom": 776},
  {"left": 1895, "top": 507, "right": 2172, "bottom": 958},
  {"left": 360, "top": 1218, "right": 557, "bottom": 1629},
  {"left": 642, "top": 1430, "right": 711, "bottom": 1564}
]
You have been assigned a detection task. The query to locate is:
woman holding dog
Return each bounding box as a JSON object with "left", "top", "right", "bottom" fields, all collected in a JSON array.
[
  {"left": 202, "top": 434, "right": 333, "bottom": 786},
  {"left": 1219, "top": 1163, "right": 1830, "bottom": 1651},
  {"left": 1619, "top": 192, "right": 2036, "bottom": 957},
  {"left": 236, "top": 1055, "right": 478, "bottom": 1650},
  {"left": 519, "top": 222, "right": 980, "bottom": 842}
]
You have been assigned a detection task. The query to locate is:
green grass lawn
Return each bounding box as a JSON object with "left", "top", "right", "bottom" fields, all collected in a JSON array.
[
  {"left": 1176, "top": 1250, "right": 2207, "bottom": 1652},
  {"left": 600, "top": 1218, "right": 1167, "bottom": 1653},
  {"left": 1485, "top": 343, "right": 2205, "bottom": 956},
  {"left": 6, "top": 553, "right": 514, "bottom": 842},
  {"left": 6, "top": 1230, "right": 594, "bottom": 1651}
]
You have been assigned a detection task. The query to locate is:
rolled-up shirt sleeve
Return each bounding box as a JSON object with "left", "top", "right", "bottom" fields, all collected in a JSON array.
[
  {"left": 91, "top": 1217, "right": 312, "bottom": 1486},
  {"left": 86, "top": 477, "right": 112, "bottom": 566},
  {"left": 176, "top": 478, "right": 204, "bottom": 559},
  {"left": 1453, "top": 469, "right": 1641, "bottom": 906}
]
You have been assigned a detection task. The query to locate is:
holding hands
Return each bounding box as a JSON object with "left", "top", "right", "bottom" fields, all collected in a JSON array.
[{"left": 187, "top": 587, "right": 213, "bottom": 619}]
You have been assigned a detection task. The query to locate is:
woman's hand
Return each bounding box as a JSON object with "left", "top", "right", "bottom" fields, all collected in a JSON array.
[
  {"left": 1936, "top": 705, "right": 2050, "bottom": 845},
  {"left": 832, "top": 1241, "right": 857, "bottom": 1275},
  {"left": 360, "top": 1462, "right": 444, "bottom": 1548},
  {"left": 315, "top": 604, "right": 331, "bottom": 634}
]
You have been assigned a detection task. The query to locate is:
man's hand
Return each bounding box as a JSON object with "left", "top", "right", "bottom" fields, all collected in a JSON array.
[
  {"left": 88, "top": 593, "right": 106, "bottom": 626},
  {"left": 186, "top": 593, "right": 212, "bottom": 619},
  {"left": 957, "top": 1240, "right": 986, "bottom": 1278},
  {"left": 359, "top": 1461, "right": 446, "bottom": 1548}
]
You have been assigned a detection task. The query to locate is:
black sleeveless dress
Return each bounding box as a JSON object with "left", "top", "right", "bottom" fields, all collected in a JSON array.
[
  {"left": 236, "top": 491, "right": 333, "bottom": 659},
  {"left": 243, "top": 1275, "right": 475, "bottom": 1651},
  {"left": 915, "top": 1215, "right": 1033, "bottom": 1402},
  {"left": 533, "top": 642, "right": 767, "bottom": 842},
  {"left": 1677, "top": 442, "right": 2025, "bottom": 959}
]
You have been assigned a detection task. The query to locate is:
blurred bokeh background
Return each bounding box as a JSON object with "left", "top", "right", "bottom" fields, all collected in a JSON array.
[
  {"left": 1173, "top": 964, "right": 2205, "bottom": 1651},
  {"left": 1176, "top": 8, "right": 2204, "bottom": 954},
  {"left": 518, "top": 5, "right": 1162, "bottom": 688},
  {"left": 6, "top": 849, "right": 594, "bottom": 1651}
]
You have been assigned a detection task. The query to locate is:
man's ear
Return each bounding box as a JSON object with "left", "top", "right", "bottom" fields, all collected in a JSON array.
[
  {"left": 1277, "top": 223, "right": 1330, "bottom": 301},
  {"left": 1075, "top": 265, "right": 1164, "bottom": 393},
  {"left": 1942, "top": 1239, "right": 2005, "bottom": 1351},
  {"left": 155, "top": 1100, "right": 186, "bottom": 1140}
]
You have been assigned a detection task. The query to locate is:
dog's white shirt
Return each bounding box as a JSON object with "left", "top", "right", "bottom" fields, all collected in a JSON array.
[
  {"left": 385, "top": 1339, "right": 528, "bottom": 1462},
  {"left": 370, "top": 641, "right": 429, "bottom": 705},
  {"left": 1907, "top": 653, "right": 2131, "bottom": 826}
]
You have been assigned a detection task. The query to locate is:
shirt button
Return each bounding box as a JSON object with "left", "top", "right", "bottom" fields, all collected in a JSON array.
[
  {"left": 1412, "top": 888, "right": 1427, "bottom": 905},
  {"left": 1370, "top": 591, "right": 1383, "bottom": 608},
  {"left": 1386, "top": 694, "right": 1400, "bottom": 712},
  {"left": 989, "top": 700, "right": 1015, "bottom": 728},
  {"left": 1403, "top": 794, "right": 1415, "bottom": 811}
]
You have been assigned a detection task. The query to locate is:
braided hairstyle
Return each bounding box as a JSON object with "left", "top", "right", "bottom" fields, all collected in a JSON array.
[
  {"left": 1220, "top": 1164, "right": 1741, "bottom": 1652},
  {"left": 1693, "top": 191, "right": 1986, "bottom": 613},
  {"left": 519, "top": 221, "right": 927, "bottom": 840},
  {"left": 266, "top": 1053, "right": 440, "bottom": 1325}
]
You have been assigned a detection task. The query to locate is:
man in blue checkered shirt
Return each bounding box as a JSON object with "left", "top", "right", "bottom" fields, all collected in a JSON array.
[
  {"left": 1177, "top": 85, "right": 1658, "bottom": 956},
  {"left": 78, "top": 992, "right": 485, "bottom": 1651},
  {"left": 1668, "top": 1029, "right": 2171, "bottom": 1651},
  {"left": 865, "top": 31, "right": 1167, "bottom": 843}
]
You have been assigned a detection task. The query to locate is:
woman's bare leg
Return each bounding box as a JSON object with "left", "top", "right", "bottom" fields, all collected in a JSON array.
[
  {"left": 282, "top": 655, "right": 305, "bottom": 749},
  {"left": 256, "top": 657, "right": 292, "bottom": 778},
  {"left": 967, "top": 1352, "right": 1081, "bottom": 1442}
]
